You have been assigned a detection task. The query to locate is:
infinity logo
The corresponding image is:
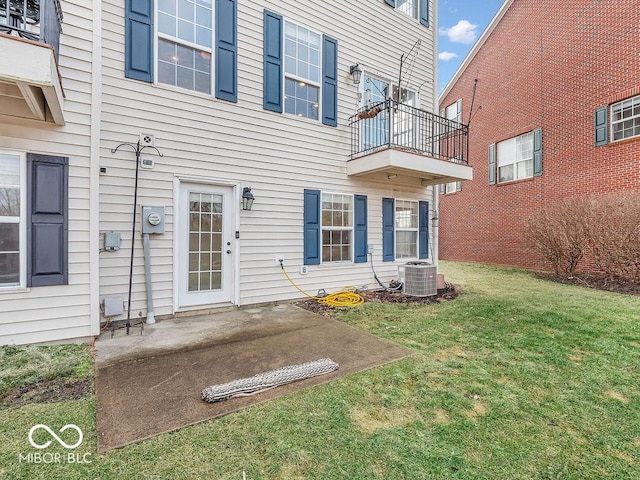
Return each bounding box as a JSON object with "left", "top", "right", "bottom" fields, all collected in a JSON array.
[{"left": 28, "top": 424, "right": 83, "bottom": 450}]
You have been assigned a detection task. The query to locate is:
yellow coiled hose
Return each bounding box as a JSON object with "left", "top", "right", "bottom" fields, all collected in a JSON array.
[{"left": 280, "top": 264, "right": 365, "bottom": 307}]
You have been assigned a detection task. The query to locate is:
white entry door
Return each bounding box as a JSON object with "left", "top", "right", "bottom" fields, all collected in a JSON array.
[{"left": 177, "top": 183, "right": 235, "bottom": 309}]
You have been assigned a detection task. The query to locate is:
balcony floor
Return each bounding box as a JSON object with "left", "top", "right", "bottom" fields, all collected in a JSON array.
[{"left": 347, "top": 147, "right": 473, "bottom": 186}]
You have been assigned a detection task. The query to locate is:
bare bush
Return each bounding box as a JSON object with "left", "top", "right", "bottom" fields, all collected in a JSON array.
[
  {"left": 523, "top": 192, "right": 640, "bottom": 281},
  {"left": 522, "top": 197, "right": 593, "bottom": 277},
  {"left": 590, "top": 192, "right": 640, "bottom": 281}
]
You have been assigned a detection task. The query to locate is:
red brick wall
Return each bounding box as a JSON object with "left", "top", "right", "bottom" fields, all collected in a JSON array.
[{"left": 438, "top": 0, "right": 640, "bottom": 272}]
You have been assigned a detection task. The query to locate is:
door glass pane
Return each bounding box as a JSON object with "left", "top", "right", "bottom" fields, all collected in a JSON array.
[
  {"left": 362, "top": 75, "right": 390, "bottom": 150},
  {"left": 188, "top": 191, "right": 223, "bottom": 292}
]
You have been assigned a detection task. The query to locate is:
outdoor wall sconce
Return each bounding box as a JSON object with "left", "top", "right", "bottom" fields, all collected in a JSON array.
[
  {"left": 242, "top": 187, "right": 255, "bottom": 211},
  {"left": 350, "top": 64, "right": 362, "bottom": 85}
]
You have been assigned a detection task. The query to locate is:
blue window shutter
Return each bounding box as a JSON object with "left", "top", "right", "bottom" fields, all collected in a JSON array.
[
  {"left": 263, "top": 10, "right": 283, "bottom": 113},
  {"left": 418, "top": 201, "right": 429, "bottom": 259},
  {"left": 533, "top": 128, "right": 543, "bottom": 177},
  {"left": 27, "top": 154, "right": 68, "bottom": 287},
  {"left": 385, "top": 0, "right": 396, "bottom": 7},
  {"left": 303, "top": 189, "right": 321, "bottom": 265},
  {"left": 125, "top": 0, "right": 153, "bottom": 83},
  {"left": 595, "top": 106, "right": 608, "bottom": 146},
  {"left": 354, "top": 195, "right": 368, "bottom": 263},
  {"left": 420, "top": 0, "right": 429, "bottom": 27},
  {"left": 215, "top": 0, "right": 237, "bottom": 102},
  {"left": 488, "top": 143, "right": 496, "bottom": 185},
  {"left": 322, "top": 35, "right": 338, "bottom": 127},
  {"left": 382, "top": 197, "right": 395, "bottom": 262}
]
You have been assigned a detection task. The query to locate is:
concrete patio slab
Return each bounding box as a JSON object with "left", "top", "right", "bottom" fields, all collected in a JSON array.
[{"left": 94, "top": 303, "right": 412, "bottom": 452}]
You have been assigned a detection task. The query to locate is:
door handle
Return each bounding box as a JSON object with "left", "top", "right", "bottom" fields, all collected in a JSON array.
[{"left": 226, "top": 250, "right": 231, "bottom": 254}]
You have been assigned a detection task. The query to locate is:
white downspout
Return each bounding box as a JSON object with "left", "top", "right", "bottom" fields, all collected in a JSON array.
[
  {"left": 89, "top": 2, "right": 103, "bottom": 336},
  {"left": 432, "top": 0, "right": 440, "bottom": 268},
  {"left": 432, "top": 186, "right": 439, "bottom": 267},
  {"left": 143, "top": 232, "right": 156, "bottom": 324}
]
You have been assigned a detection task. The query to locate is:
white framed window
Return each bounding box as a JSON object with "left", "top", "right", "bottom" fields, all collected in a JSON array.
[
  {"left": 611, "top": 95, "right": 640, "bottom": 142},
  {"left": 396, "top": 0, "right": 418, "bottom": 20},
  {"left": 497, "top": 131, "right": 534, "bottom": 183},
  {"left": 157, "top": 0, "right": 213, "bottom": 94},
  {"left": 0, "top": 152, "right": 25, "bottom": 288},
  {"left": 284, "top": 21, "right": 321, "bottom": 120},
  {"left": 321, "top": 193, "right": 353, "bottom": 262},
  {"left": 442, "top": 181, "right": 457, "bottom": 193},
  {"left": 395, "top": 199, "right": 418, "bottom": 259},
  {"left": 445, "top": 99, "right": 462, "bottom": 123}
]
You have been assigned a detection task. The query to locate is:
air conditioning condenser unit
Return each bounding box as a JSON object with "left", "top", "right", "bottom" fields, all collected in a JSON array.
[{"left": 403, "top": 262, "right": 438, "bottom": 297}]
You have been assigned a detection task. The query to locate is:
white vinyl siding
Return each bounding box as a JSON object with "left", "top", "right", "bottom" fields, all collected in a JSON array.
[
  {"left": 0, "top": 0, "right": 95, "bottom": 345},
  {"left": 98, "top": 0, "right": 437, "bottom": 316}
]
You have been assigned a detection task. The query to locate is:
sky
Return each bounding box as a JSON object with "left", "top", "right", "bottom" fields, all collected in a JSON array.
[{"left": 437, "top": 0, "right": 505, "bottom": 95}]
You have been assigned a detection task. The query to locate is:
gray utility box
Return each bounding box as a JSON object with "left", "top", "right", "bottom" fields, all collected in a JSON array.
[{"left": 142, "top": 206, "right": 165, "bottom": 234}]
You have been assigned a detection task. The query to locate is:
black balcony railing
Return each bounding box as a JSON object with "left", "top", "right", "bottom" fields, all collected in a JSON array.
[
  {"left": 0, "top": 0, "right": 63, "bottom": 61},
  {"left": 349, "top": 99, "right": 469, "bottom": 164}
]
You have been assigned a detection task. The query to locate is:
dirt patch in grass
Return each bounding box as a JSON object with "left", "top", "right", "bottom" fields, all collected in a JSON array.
[
  {"left": 297, "top": 285, "right": 459, "bottom": 316},
  {"left": 534, "top": 272, "right": 640, "bottom": 296},
  {"left": 2, "top": 377, "right": 92, "bottom": 407}
]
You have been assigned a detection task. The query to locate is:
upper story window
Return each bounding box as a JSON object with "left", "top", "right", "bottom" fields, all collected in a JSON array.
[
  {"left": 497, "top": 131, "right": 534, "bottom": 183},
  {"left": 125, "top": 0, "right": 237, "bottom": 101},
  {"left": 445, "top": 99, "right": 463, "bottom": 123},
  {"left": 611, "top": 95, "right": 640, "bottom": 142},
  {"left": 385, "top": 0, "right": 429, "bottom": 26},
  {"left": 157, "top": 0, "right": 213, "bottom": 94},
  {"left": 397, "top": 0, "right": 418, "bottom": 19},
  {"left": 284, "top": 21, "right": 321, "bottom": 120},
  {"left": 321, "top": 193, "right": 353, "bottom": 262},
  {"left": 263, "top": 10, "right": 337, "bottom": 126}
]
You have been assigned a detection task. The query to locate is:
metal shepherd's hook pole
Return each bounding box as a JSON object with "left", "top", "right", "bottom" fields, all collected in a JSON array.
[{"left": 111, "top": 140, "right": 163, "bottom": 334}]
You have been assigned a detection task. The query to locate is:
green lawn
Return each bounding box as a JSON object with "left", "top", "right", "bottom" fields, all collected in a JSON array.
[{"left": 1, "top": 262, "right": 638, "bottom": 479}]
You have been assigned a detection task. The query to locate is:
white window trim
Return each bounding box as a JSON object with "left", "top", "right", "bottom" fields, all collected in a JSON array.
[
  {"left": 395, "top": 198, "right": 419, "bottom": 260},
  {"left": 0, "top": 150, "right": 27, "bottom": 290},
  {"left": 320, "top": 191, "right": 354, "bottom": 264},
  {"left": 154, "top": 2, "right": 215, "bottom": 95},
  {"left": 610, "top": 95, "right": 640, "bottom": 142},
  {"left": 283, "top": 19, "right": 323, "bottom": 122}
]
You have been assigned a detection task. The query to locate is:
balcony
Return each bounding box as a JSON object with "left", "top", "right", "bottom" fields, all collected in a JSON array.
[
  {"left": 348, "top": 99, "right": 472, "bottom": 185},
  {"left": 0, "top": 0, "right": 64, "bottom": 125}
]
